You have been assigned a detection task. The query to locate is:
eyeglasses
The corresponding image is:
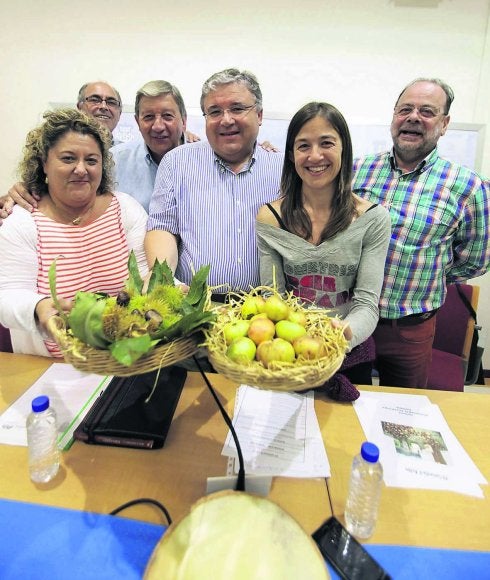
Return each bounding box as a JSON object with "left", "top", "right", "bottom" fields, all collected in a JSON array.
[
  {"left": 84, "top": 95, "right": 121, "bottom": 108},
  {"left": 203, "top": 103, "right": 257, "bottom": 121},
  {"left": 394, "top": 105, "right": 443, "bottom": 119}
]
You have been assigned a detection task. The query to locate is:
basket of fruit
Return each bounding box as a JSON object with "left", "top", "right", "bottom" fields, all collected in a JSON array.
[
  {"left": 204, "top": 287, "right": 348, "bottom": 391},
  {"left": 47, "top": 253, "right": 216, "bottom": 377}
]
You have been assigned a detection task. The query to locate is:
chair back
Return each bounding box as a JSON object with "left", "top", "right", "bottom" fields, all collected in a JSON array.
[
  {"left": 0, "top": 324, "right": 13, "bottom": 353},
  {"left": 427, "top": 284, "right": 479, "bottom": 391}
]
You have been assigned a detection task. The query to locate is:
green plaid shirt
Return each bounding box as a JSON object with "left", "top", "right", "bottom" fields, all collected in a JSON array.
[{"left": 353, "top": 148, "right": 489, "bottom": 319}]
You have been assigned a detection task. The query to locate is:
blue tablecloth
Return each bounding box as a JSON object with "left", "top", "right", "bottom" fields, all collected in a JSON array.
[{"left": 1, "top": 499, "right": 489, "bottom": 579}]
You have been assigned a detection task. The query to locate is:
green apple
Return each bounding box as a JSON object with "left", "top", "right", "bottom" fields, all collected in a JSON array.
[
  {"left": 275, "top": 320, "right": 307, "bottom": 343},
  {"left": 292, "top": 335, "right": 327, "bottom": 360},
  {"left": 287, "top": 310, "right": 307, "bottom": 327},
  {"left": 226, "top": 337, "right": 257, "bottom": 364},
  {"left": 261, "top": 338, "right": 296, "bottom": 367},
  {"left": 223, "top": 319, "right": 251, "bottom": 345},
  {"left": 241, "top": 296, "right": 266, "bottom": 319},
  {"left": 264, "top": 295, "right": 290, "bottom": 322},
  {"left": 247, "top": 317, "right": 276, "bottom": 346}
]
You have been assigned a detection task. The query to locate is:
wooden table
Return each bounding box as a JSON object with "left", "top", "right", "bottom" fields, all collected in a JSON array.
[
  {"left": 319, "top": 385, "right": 490, "bottom": 551},
  {"left": 0, "top": 353, "right": 331, "bottom": 534}
]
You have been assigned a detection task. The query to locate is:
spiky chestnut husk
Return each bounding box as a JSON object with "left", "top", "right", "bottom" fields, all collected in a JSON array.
[
  {"left": 102, "top": 304, "right": 148, "bottom": 341},
  {"left": 150, "top": 285, "right": 184, "bottom": 311}
]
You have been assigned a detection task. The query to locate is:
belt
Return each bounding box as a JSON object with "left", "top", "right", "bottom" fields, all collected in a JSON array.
[
  {"left": 211, "top": 293, "right": 230, "bottom": 304},
  {"left": 379, "top": 310, "right": 438, "bottom": 327}
]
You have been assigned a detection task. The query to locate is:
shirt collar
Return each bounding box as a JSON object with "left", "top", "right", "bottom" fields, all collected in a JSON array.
[
  {"left": 389, "top": 147, "right": 439, "bottom": 175},
  {"left": 214, "top": 142, "right": 258, "bottom": 173}
]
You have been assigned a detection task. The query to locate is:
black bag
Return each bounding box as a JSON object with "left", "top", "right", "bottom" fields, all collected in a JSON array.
[
  {"left": 455, "top": 285, "right": 485, "bottom": 385},
  {"left": 74, "top": 365, "right": 187, "bottom": 449}
]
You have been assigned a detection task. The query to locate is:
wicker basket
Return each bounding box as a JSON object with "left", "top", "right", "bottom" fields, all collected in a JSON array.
[
  {"left": 48, "top": 316, "right": 200, "bottom": 377},
  {"left": 204, "top": 288, "right": 348, "bottom": 391}
]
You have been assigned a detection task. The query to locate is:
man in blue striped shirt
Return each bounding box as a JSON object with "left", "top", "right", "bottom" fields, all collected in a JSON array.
[
  {"left": 352, "top": 78, "right": 489, "bottom": 388},
  {"left": 145, "top": 68, "right": 283, "bottom": 296}
]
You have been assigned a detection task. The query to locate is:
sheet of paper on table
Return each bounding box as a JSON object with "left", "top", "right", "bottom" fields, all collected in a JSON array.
[
  {"left": 222, "top": 385, "right": 330, "bottom": 478},
  {"left": 353, "top": 391, "right": 487, "bottom": 498},
  {"left": 0, "top": 363, "right": 111, "bottom": 449}
]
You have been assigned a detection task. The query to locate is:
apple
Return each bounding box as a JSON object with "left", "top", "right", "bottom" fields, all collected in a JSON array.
[
  {"left": 226, "top": 337, "right": 257, "bottom": 364},
  {"left": 292, "top": 335, "right": 327, "bottom": 360},
  {"left": 241, "top": 296, "right": 266, "bottom": 319},
  {"left": 260, "top": 338, "right": 296, "bottom": 367},
  {"left": 247, "top": 317, "right": 276, "bottom": 346},
  {"left": 264, "top": 295, "right": 290, "bottom": 322},
  {"left": 256, "top": 339, "right": 273, "bottom": 364},
  {"left": 275, "top": 320, "right": 307, "bottom": 343},
  {"left": 287, "top": 310, "right": 307, "bottom": 327},
  {"left": 223, "top": 319, "right": 251, "bottom": 345}
]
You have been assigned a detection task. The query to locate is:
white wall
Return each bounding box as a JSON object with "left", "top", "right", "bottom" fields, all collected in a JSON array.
[{"left": 1, "top": 0, "right": 489, "bottom": 366}]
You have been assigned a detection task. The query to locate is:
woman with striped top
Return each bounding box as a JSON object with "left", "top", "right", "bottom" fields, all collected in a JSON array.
[{"left": 0, "top": 108, "right": 148, "bottom": 356}]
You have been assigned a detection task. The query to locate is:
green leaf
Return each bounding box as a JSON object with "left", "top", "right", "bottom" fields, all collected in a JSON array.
[
  {"left": 124, "top": 250, "right": 144, "bottom": 295},
  {"left": 147, "top": 258, "right": 175, "bottom": 294},
  {"left": 68, "top": 292, "right": 101, "bottom": 343},
  {"left": 183, "top": 264, "right": 211, "bottom": 308},
  {"left": 83, "top": 298, "right": 110, "bottom": 348},
  {"left": 48, "top": 259, "right": 68, "bottom": 324},
  {"left": 152, "top": 310, "right": 216, "bottom": 341},
  {"left": 109, "top": 334, "right": 158, "bottom": 366}
]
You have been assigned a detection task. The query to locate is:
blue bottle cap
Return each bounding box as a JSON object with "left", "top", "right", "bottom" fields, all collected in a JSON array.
[
  {"left": 32, "top": 395, "right": 50, "bottom": 413},
  {"left": 361, "top": 441, "right": 379, "bottom": 463}
]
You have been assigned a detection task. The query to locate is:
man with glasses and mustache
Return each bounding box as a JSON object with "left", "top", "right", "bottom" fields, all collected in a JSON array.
[
  {"left": 77, "top": 81, "right": 123, "bottom": 137},
  {"left": 145, "top": 68, "right": 283, "bottom": 299},
  {"left": 352, "top": 78, "right": 489, "bottom": 389}
]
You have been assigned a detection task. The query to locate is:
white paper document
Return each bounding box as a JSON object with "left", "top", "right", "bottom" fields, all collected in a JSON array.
[
  {"left": 0, "top": 363, "right": 111, "bottom": 449},
  {"left": 353, "top": 391, "right": 487, "bottom": 498},
  {"left": 222, "top": 385, "right": 330, "bottom": 478}
]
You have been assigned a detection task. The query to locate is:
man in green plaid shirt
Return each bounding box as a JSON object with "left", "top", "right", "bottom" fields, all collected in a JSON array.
[{"left": 353, "top": 78, "right": 489, "bottom": 388}]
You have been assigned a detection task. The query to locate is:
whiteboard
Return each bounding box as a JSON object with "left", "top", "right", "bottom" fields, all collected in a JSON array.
[{"left": 113, "top": 107, "right": 485, "bottom": 172}]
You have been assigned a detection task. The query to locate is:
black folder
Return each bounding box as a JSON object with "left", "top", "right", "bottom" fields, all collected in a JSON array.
[{"left": 74, "top": 366, "right": 187, "bottom": 449}]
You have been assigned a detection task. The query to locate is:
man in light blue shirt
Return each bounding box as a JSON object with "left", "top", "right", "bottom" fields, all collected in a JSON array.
[
  {"left": 146, "top": 68, "right": 283, "bottom": 295},
  {"left": 111, "top": 80, "right": 188, "bottom": 211}
]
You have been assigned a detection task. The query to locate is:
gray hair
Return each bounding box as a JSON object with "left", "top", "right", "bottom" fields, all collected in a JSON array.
[
  {"left": 134, "top": 80, "right": 187, "bottom": 119},
  {"left": 395, "top": 78, "right": 455, "bottom": 115},
  {"left": 77, "top": 81, "right": 122, "bottom": 107},
  {"left": 200, "top": 68, "right": 263, "bottom": 113}
]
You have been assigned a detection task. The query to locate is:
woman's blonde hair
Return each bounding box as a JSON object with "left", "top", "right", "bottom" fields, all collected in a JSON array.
[{"left": 19, "top": 108, "right": 114, "bottom": 196}]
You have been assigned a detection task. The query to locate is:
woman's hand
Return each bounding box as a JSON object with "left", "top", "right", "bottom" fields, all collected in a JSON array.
[
  {"left": 331, "top": 318, "right": 353, "bottom": 341},
  {"left": 35, "top": 297, "right": 73, "bottom": 336}
]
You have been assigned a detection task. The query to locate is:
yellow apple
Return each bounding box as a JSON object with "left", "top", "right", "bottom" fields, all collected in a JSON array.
[
  {"left": 292, "top": 335, "right": 327, "bottom": 360},
  {"left": 275, "top": 320, "right": 307, "bottom": 343},
  {"left": 287, "top": 310, "right": 307, "bottom": 327},
  {"left": 241, "top": 296, "right": 266, "bottom": 319},
  {"left": 256, "top": 339, "right": 273, "bottom": 364},
  {"left": 260, "top": 338, "right": 296, "bottom": 367},
  {"left": 264, "top": 295, "right": 290, "bottom": 322}
]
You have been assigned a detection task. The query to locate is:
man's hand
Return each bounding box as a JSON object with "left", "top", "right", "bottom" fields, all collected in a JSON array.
[
  {"left": 259, "top": 141, "right": 280, "bottom": 152},
  {"left": 0, "top": 182, "right": 39, "bottom": 224},
  {"left": 185, "top": 130, "right": 201, "bottom": 143}
]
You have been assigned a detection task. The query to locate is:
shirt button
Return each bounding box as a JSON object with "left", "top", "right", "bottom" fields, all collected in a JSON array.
[{"left": 237, "top": 258, "right": 242, "bottom": 264}]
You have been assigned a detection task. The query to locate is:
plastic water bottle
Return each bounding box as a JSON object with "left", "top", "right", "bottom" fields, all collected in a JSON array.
[
  {"left": 344, "top": 441, "right": 383, "bottom": 539},
  {"left": 26, "top": 395, "right": 60, "bottom": 483}
]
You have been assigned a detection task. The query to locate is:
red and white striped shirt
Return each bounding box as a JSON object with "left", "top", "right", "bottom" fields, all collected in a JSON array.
[{"left": 34, "top": 195, "right": 129, "bottom": 355}]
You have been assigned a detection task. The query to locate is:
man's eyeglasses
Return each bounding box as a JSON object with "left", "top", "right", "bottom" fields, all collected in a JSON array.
[
  {"left": 84, "top": 95, "right": 121, "bottom": 109},
  {"left": 203, "top": 103, "right": 257, "bottom": 121},
  {"left": 394, "top": 105, "right": 443, "bottom": 120}
]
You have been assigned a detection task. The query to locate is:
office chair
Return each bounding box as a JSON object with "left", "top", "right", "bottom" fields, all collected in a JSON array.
[
  {"left": 0, "top": 323, "right": 13, "bottom": 353},
  {"left": 426, "top": 284, "right": 482, "bottom": 391}
]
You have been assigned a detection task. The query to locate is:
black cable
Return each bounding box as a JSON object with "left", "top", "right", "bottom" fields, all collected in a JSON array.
[
  {"left": 193, "top": 355, "right": 246, "bottom": 492},
  {"left": 109, "top": 498, "right": 172, "bottom": 526}
]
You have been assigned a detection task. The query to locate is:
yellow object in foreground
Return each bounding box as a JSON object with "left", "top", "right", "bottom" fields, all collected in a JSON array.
[{"left": 145, "top": 491, "right": 329, "bottom": 580}]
